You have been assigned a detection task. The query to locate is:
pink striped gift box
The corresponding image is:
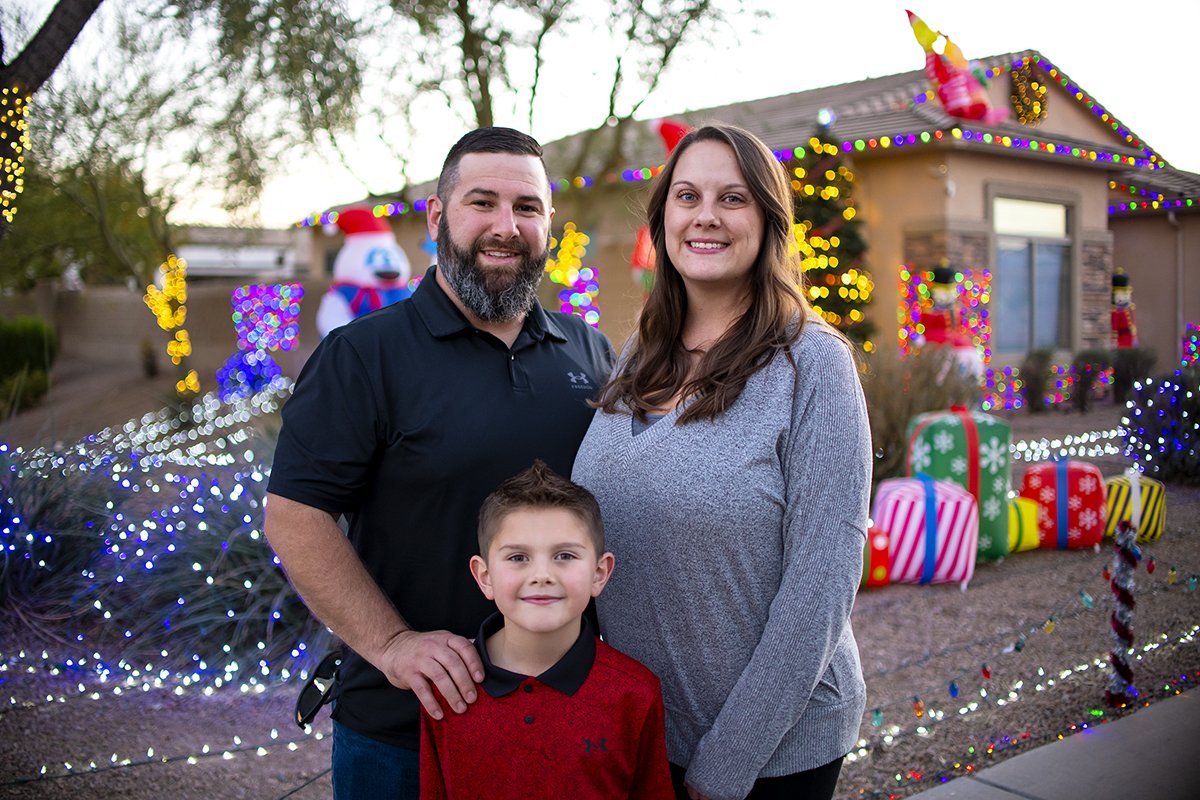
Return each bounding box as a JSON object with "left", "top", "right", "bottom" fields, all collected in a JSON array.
[{"left": 872, "top": 475, "right": 980, "bottom": 589}]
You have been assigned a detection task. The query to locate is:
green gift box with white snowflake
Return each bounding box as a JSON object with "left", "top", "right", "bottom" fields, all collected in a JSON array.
[{"left": 905, "top": 405, "right": 1012, "bottom": 560}]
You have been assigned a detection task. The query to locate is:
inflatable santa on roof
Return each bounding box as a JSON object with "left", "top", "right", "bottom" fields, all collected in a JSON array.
[{"left": 316, "top": 207, "right": 413, "bottom": 338}]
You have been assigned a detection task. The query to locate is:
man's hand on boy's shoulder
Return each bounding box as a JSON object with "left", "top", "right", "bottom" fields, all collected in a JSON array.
[{"left": 379, "top": 629, "right": 484, "bottom": 720}]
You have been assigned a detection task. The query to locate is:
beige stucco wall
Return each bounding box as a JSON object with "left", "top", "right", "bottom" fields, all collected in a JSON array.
[
  {"left": 854, "top": 143, "right": 1118, "bottom": 362},
  {"left": 1110, "top": 211, "right": 1200, "bottom": 367},
  {"left": 991, "top": 60, "right": 1141, "bottom": 151}
]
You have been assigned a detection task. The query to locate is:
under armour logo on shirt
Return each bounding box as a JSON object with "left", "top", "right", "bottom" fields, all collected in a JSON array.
[
  {"left": 567, "top": 371, "right": 591, "bottom": 386},
  {"left": 583, "top": 737, "right": 608, "bottom": 753}
]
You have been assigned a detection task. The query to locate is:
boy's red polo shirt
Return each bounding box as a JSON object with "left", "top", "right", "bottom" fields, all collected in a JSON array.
[{"left": 419, "top": 613, "right": 673, "bottom": 799}]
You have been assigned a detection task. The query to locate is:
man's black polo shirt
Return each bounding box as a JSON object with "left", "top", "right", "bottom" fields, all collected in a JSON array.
[{"left": 268, "top": 265, "right": 613, "bottom": 749}]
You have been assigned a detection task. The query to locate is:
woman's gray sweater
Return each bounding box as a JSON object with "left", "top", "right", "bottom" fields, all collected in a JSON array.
[{"left": 572, "top": 322, "right": 871, "bottom": 800}]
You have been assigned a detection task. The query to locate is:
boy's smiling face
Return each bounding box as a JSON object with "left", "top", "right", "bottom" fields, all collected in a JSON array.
[{"left": 470, "top": 507, "right": 613, "bottom": 639}]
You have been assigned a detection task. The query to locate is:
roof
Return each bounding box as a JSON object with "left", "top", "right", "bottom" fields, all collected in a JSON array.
[
  {"left": 541, "top": 50, "right": 1162, "bottom": 179},
  {"left": 297, "top": 50, "right": 1198, "bottom": 225}
]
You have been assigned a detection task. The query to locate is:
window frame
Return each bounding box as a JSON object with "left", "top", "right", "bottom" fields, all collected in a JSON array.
[{"left": 985, "top": 184, "right": 1081, "bottom": 363}]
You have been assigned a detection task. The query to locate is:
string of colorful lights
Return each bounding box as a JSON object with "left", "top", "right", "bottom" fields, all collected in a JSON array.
[
  {"left": 295, "top": 53, "right": 1168, "bottom": 230},
  {"left": 544, "top": 222, "right": 601, "bottom": 327},
  {"left": 3, "top": 373, "right": 1196, "bottom": 794}
]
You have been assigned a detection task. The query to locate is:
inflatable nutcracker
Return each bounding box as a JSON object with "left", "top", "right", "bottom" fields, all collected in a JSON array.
[
  {"left": 921, "top": 261, "right": 983, "bottom": 377},
  {"left": 316, "top": 207, "right": 413, "bottom": 338},
  {"left": 1111, "top": 268, "right": 1137, "bottom": 349}
]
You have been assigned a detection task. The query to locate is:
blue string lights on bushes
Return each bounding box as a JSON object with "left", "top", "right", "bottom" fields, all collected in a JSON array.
[
  {"left": 2, "top": 379, "right": 1197, "bottom": 791},
  {"left": 1121, "top": 368, "right": 1200, "bottom": 483},
  {"left": 1, "top": 381, "right": 333, "bottom": 701}
]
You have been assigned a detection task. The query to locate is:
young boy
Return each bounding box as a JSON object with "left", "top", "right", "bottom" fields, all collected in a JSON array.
[{"left": 419, "top": 460, "right": 673, "bottom": 799}]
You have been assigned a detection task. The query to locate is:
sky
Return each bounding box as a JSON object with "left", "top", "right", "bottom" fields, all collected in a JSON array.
[{"left": 34, "top": 0, "right": 1200, "bottom": 228}]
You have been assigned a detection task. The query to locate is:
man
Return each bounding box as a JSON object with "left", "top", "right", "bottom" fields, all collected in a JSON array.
[{"left": 265, "top": 127, "right": 613, "bottom": 799}]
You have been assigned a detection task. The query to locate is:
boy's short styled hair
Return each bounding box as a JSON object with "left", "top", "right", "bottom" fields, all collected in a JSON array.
[{"left": 478, "top": 460, "right": 604, "bottom": 556}]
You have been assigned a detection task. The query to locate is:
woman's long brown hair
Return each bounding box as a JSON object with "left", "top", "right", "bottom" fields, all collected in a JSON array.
[{"left": 594, "top": 124, "right": 812, "bottom": 424}]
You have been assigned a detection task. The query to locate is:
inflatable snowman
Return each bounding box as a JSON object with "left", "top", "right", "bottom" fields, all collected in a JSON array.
[{"left": 316, "top": 207, "right": 413, "bottom": 337}]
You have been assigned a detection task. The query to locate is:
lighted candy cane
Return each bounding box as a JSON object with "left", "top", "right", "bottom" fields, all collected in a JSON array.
[{"left": 1105, "top": 466, "right": 1141, "bottom": 706}]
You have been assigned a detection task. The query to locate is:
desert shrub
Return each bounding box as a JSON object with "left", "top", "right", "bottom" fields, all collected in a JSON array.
[
  {"left": 863, "top": 347, "right": 981, "bottom": 488},
  {"left": 0, "top": 367, "right": 50, "bottom": 417},
  {"left": 1121, "top": 366, "right": 1200, "bottom": 484},
  {"left": 0, "top": 448, "right": 114, "bottom": 607},
  {"left": 1019, "top": 349, "right": 1054, "bottom": 412},
  {"left": 0, "top": 436, "right": 330, "bottom": 680},
  {"left": 0, "top": 316, "right": 58, "bottom": 379},
  {"left": 1070, "top": 349, "right": 1111, "bottom": 413},
  {"left": 1111, "top": 346, "right": 1157, "bottom": 405}
]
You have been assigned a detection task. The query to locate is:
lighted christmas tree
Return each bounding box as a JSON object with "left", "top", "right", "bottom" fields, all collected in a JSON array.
[{"left": 789, "top": 122, "right": 875, "bottom": 349}]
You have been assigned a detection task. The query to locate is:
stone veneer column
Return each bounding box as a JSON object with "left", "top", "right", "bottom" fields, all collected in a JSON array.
[{"left": 1080, "top": 236, "right": 1114, "bottom": 351}]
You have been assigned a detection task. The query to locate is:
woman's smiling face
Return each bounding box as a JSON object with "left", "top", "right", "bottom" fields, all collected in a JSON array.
[{"left": 664, "top": 139, "right": 765, "bottom": 294}]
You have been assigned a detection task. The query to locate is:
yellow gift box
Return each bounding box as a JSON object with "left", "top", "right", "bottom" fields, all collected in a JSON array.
[
  {"left": 1104, "top": 473, "right": 1166, "bottom": 543},
  {"left": 1008, "top": 496, "right": 1039, "bottom": 554}
]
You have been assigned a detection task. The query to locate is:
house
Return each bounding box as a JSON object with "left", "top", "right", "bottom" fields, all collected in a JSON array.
[{"left": 301, "top": 50, "right": 1199, "bottom": 403}]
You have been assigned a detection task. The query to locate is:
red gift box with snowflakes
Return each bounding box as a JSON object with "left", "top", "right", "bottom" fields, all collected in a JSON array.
[{"left": 1018, "top": 459, "right": 1107, "bottom": 549}]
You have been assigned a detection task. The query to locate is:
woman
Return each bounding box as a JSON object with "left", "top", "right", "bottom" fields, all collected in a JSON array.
[{"left": 572, "top": 124, "right": 871, "bottom": 800}]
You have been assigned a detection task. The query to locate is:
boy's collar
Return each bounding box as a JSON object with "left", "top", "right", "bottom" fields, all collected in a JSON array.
[{"left": 474, "top": 611, "right": 596, "bottom": 698}]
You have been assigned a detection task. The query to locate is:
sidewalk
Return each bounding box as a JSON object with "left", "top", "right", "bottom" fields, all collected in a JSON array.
[{"left": 907, "top": 689, "right": 1200, "bottom": 799}]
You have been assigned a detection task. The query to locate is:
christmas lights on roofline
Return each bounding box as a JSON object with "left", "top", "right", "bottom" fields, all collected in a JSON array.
[{"left": 295, "top": 53, "right": 1166, "bottom": 230}]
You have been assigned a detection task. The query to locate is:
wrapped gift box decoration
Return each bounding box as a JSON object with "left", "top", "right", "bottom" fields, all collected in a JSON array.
[
  {"left": 860, "top": 526, "right": 890, "bottom": 589},
  {"left": 1008, "top": 496, "right": 1040, "bottom": 554},
  {"left": 1018, "top": 459, "right": 1107, "bottom": 549},
  {"left": 873, "top": 475, "right": 979, "bottom": 588},
  {"left": 1104, "top": 472, "right": 1166, "bottom": 543},
  {"left": 906, "top": 405, "right": 1012, "bottom": 561}
]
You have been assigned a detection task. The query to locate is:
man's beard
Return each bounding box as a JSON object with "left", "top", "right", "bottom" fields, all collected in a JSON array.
[{"left": 437, "top": 216, "right": 548, "bottom": 323}]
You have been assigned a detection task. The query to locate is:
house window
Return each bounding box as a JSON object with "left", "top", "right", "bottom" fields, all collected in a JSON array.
[{"left": 992, "top": 198, "right": 1071, "bottom": 354}]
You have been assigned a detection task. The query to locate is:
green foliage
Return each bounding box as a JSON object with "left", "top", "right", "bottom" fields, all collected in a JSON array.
[
  {"left": 1020, "top": 349, "right": 1054, "bottom": 413},
  {"left": 1, "top": 155, "right": 170, "bottom": 289},
  {"left": 1070, "top": 348, "right": 1111, "bottom": 413},
  {"left": 790, "top": 127, "right": 874, "bottom": 346},
  {"left": 863, "top": 347, "right": 981, "bottom": 487},
  {"left": 0, "top": 368, "right": 50, "bottom": 418},
  {"left": 0, "top": 315, "right": 58, "bottom": 377},
  {"left": 1122, "top": 366, "right": 1200, "bottom": 484},
  {"left": 1112, "top": 347, "right": 1157, "bottom": 405}
]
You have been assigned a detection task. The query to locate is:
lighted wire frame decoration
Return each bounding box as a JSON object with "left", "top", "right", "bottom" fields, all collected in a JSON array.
[
  {"left": 1183, "top": 324, "right": 1199, "bottom": 367},
  {"left": 898, "top": 264, "right": 992, "bottom": 358},
  {"left": 897, "top": 267, "right": 1125, "bottom": 410},
  {"left": 217, "top": 283, "right": 305, "bottom": 402}
]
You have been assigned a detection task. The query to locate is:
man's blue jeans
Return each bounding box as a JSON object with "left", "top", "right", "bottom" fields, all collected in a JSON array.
[{"left": 332, "top": 721, "right": 420, "bottom": 800}]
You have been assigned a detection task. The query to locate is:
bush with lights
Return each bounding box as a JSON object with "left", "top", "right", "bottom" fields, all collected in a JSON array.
[
  {"left": 0, "top": 399, "right": 332, "bottom": 686},
  {"left": 862, "top": 347, "right": 981, "bottom": 488},
  {"left": 1122, "top": 366, "right": 1200, "bottom": 484}
]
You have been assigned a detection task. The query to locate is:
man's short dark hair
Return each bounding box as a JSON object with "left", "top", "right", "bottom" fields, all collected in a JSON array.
[
  {"left": 478, "top": 460, "right": 604, "bottom": 556},
  {"left": 436, "top": 127, "right": 548, "bottom": 203}
]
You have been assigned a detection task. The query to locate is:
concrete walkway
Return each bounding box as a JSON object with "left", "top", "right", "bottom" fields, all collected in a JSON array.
[{"left": 907, "top": 689, "right": 1199, "bottom": 799}]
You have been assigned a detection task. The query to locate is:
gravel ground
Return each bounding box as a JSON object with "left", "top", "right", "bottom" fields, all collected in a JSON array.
[{"left": 2, "top": 379, "right": 1197, "bottom": 800}]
